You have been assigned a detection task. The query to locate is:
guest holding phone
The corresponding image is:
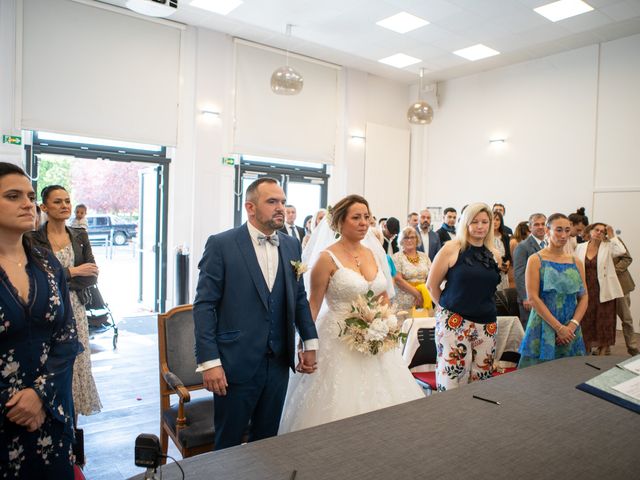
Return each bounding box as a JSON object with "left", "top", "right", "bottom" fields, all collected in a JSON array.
[
  {"left": 30, "top": 185, "right": 102, "bottom": 418},
  {"left": 575, "top": 223, "right": 625, "bottom": 355}
]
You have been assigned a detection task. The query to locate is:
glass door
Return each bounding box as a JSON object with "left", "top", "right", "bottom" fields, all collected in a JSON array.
[
  {"left": 138, "top": 165, "right": 161, "bottom": 311},
  {"left": 234, "top": 158, "right": 328, "bottom": 227}
]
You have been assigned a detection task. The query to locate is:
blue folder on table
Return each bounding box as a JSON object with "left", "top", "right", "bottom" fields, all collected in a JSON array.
[{"left": 576, "top": 355, "right": 640, "bottom": 414}]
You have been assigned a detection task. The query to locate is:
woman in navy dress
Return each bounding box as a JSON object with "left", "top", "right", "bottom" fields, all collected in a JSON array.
[{"left": 0, "top": 163, "right": 79, "bottom": 479}]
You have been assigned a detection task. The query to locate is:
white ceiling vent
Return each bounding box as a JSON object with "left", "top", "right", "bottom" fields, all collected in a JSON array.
[{"left": 126, "top": 0, "right": 178, "bottom": 18}]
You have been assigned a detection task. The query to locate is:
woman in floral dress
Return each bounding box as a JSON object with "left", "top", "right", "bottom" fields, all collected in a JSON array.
[
  {"left": 0, "top": 162, "right": 79, "bottom": 478},
  {"left": 31, "top": 185, "right": 102, "bottom": 417},
  {"left": 392, "top": 226, "right": 432, "bottom": 312}
]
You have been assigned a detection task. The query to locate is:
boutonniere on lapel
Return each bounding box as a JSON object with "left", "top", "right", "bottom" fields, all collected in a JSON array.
[{"left": 290, "top": 260, "right": 308, "bottom": 281}]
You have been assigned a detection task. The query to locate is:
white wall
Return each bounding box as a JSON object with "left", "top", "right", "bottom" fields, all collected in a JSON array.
[
  {"left": 420, "top": 44, "right": 599, "bottom": 224},
  {"left": 415, "top": 34, "right": 640, "bottom": 331},
  {"left": 0, "top": 0, "right": 21, "bottom": 165}
]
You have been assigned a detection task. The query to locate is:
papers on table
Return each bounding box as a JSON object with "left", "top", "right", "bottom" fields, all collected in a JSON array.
[
  {"left": 619, "top": 356, "right": 640, "bottom": 375},
  {"left": 612, "top": 375, "right": 640, "bottom": 402},
  {"left": 576, "top": 356, "right": 640, "bottom": 414}
]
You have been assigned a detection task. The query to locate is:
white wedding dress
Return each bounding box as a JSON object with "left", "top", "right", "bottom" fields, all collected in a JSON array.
[{"left": 279, "top": 250, "right": 424, "bottom": 434}]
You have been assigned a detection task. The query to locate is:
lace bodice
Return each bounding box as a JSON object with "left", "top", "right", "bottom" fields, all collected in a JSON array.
[{"left": 323, "top": 250, "right": 387, "bottom": 313}]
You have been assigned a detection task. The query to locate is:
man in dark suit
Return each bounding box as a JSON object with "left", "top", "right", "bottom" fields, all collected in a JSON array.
[
  {"left": 382, "top": 217, "right": 400, "bottom": 255},
  {"left": 279, "top": 204, "right": 305, "bottom": 242},
  {"left": 513, "top": 213, "right": 547, "bottom": 327},
  {"left": 416, "top": 208, "right": 441, "bottom": 261},
  {"left": 436, "top": 207, "right": 457, "bottom": 245},
  {"left": 193, "top": 178, "right": 318, "bottom": 450}
]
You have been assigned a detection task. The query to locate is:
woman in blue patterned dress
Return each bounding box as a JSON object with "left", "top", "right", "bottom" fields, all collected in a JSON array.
[
  {"left": 0, "top": 163, "right": 79, "bottom": 478},
  {"left": 519, "top": 213, "right": 588, "bottom": 368}
]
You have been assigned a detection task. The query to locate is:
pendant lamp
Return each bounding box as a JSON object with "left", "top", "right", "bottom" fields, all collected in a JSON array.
[
  {"left": 407, "top": 68, "right": 433, "bottom": 125},
  {"left": 271, "top": 24, "right": 304, "bottom": 95}
]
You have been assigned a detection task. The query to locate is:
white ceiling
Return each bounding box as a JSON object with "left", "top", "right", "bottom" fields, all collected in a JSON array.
[{"left": 99, "top": 0, "right": 640, "bottom": 84}]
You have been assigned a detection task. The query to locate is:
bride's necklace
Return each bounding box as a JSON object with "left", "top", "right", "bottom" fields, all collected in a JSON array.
[
  {"left": 0, "top": 253, "right": 27, "bottom": 268},
  {"left": 341, "top": 243, "right": 362, "bottom": 269}
]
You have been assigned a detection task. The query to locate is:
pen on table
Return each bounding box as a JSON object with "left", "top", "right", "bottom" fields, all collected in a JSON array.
[
  {"left": 472, "top": 395, "right": 500, "bottom": 405},
  {"left": 585, "top": 362, "right": 601, "bottom": 370},
  {"left": 290, "top": 469, "right": 297, "bottom": 480}
]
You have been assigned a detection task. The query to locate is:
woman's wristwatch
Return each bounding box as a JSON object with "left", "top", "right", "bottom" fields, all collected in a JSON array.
[{"left": 569, "top": 319, "right": 580, "bottom": 328}]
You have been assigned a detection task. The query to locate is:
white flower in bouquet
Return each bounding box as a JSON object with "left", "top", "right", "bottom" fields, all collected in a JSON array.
[
  {"left": 365, "top": 318, "right": 389, "bottom": 342},
  {"left": 385, "top": 314, "right": 399, "bottom": 331}
]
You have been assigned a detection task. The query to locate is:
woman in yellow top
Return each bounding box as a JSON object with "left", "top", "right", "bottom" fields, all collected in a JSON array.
[{"left": 392, "top": 227, "right": 432, "bottom": 313}]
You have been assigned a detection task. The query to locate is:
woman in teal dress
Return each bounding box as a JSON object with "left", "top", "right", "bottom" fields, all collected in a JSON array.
[
  {"left": 0, "top": 163, "right": 79, "bottom": 478},
  {"left": 519, "top": 213, "right": 588, "bottom": 368}
]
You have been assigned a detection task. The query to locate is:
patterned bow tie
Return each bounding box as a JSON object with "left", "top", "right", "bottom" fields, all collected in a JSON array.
[{"left": 257, "top": 233, "right": 280, "bottom": 247}]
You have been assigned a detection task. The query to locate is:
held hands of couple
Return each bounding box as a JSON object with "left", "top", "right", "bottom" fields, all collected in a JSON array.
[
  {"left": 203, "top": 350, "right": 318, "bottom": 396},
  {"left": 5, "top": 388, "right": 46, "bottom": 432},
  {"left": 296, "top": 350, "right": 318, "bottom": 375}
]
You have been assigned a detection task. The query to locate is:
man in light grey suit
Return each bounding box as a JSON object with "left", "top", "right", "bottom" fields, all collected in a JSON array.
[{"left": 513, "top": 213, "right": 547, "bottom": 327}]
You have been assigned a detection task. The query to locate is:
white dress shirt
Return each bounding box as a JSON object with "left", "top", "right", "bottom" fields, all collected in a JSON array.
[
  {"left": 197, "top": 222, "right": 317, "bottom": 372},
  {"left": 248, "top": 221, "right": 279, "bottom": 291}
]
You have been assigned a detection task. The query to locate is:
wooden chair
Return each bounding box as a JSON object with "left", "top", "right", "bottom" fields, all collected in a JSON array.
[{"left": 158, "top": 304, "right": 214, "bottom": 462}]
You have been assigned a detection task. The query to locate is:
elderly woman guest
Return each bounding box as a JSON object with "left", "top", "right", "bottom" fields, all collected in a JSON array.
[
  {"left": 518, "top": 214, "right": 588, "bottom": 368},
  {"left": 427, "top": 203, "right": 501, "bottom": 391},
  {"left": 0, "top": 163, "right": 79, "bottom": 478},
  {"left": 575, "top": 223, "right": 625, "bottom": 355},
  {"left": 392, "top": 227, "right": 432, "bottom": 312},
  {"left": 30, "top": 185, "right": 102, "bottom": 417}
]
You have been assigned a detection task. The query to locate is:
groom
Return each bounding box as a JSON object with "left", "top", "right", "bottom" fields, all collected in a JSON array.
[{"left": 193, "top": 177, "right": 318, "bottom": 450}]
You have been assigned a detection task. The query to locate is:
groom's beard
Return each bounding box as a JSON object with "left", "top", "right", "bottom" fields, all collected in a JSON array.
[{"left": 266, "top": 216, "right": 285, "bottom": 230}]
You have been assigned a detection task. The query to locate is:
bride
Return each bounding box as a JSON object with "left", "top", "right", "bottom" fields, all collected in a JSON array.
[{"left": 279, "top": 195, "right": 424, "bottom": 433}]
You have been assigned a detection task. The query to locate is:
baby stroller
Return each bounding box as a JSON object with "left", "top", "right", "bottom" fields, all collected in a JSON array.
[{"left": 84, "top": 284, "right": 118, "bottom": 348}]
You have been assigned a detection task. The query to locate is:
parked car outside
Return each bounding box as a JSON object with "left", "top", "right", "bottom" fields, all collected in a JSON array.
[{"left": 87, "top": 214, "right": 137, "bottom": 246}]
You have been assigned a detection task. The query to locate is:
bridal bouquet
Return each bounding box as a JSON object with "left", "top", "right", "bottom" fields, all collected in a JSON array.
[{"left": 338, "top": 290, "right": 406, "bottom": 355}]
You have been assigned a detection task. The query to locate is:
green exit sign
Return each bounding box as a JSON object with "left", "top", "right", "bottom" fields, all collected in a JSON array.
[
  {"left": 2, "top": 135, "right": 22, "bottom": 146},
  {"left": 221, "top": 157, "right": 235, "bottom": 166}
]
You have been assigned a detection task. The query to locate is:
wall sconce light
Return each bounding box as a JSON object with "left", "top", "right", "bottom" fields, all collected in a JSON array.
[
  {"left": 201, "top": 109, "right": 221, "bottom": 118},
  {"left": 489, "top": 138, "right": 506, "bottom": 144},
  {"left": 350, "top": 134, "right": 366, "bottom": 141}
]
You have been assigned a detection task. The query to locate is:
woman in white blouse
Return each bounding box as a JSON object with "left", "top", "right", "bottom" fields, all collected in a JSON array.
[{"left": 574, "top": 223, "right": 625, "bottom": 354}]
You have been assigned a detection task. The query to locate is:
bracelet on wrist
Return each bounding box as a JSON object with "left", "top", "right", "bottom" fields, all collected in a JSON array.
[{"left": 569, "top": 319, "right": 580, "bottom": 328}]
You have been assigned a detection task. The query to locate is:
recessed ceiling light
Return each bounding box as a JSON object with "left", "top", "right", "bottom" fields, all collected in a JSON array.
[
  {"left": 534, "top": 0, "right": 594, "bottom": 22},
  {"left": 376, "top": 12, "right": 430, "bottom": 34},
  {"left": 453, "top": 44, "right": 500, "bottom": 61},
  {"left": 190, "top": 0, "right": 243, "bottom": 16},
  {"left": 378, "top": 53, "right": 422, "bottom": 69}
]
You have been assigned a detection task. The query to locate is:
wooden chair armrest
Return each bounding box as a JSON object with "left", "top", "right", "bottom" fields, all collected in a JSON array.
[{"left": 163, "top": 370, "right": 191, "bottom": 402}]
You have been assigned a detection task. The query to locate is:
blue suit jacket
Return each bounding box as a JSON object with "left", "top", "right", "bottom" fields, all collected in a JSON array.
[
  {"left": 193, "top": 224, "right": 317, "bottom": 383},
  {"left": 513, "top": 235, "right": 543, "bottom": 302},
  {"left": 416, "top": 227, "right": 442, "bottom": 261}
]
